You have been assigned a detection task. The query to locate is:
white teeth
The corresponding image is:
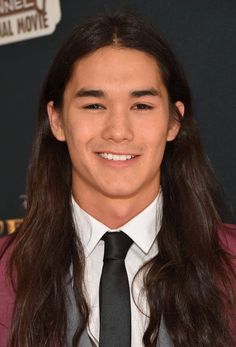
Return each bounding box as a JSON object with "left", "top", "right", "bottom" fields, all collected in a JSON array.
[{"left": 98, "top": 153, "right": 135, "bottom": 161}]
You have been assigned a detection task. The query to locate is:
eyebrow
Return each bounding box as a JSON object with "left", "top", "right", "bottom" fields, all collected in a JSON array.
[
  {"left": 75, "top": 89, "right": 105, "bottom": 98},
  {"left": 74, "top": 87, "right": 162, "bottom": 98},
  {"left": 130, "top": 88, "right": 161, "bottom": 97}
]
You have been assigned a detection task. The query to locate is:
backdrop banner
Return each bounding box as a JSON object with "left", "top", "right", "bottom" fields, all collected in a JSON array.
[
  {"left": 1, "top": 1, "right": 235, "bottom": 236},
  {"left": 0, "top": 0, "right": 61, "bottom": 45}
]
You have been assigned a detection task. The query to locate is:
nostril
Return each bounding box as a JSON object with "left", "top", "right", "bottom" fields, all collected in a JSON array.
[{"left": 101, "top": 125, "right": 134, "bottom": 142}]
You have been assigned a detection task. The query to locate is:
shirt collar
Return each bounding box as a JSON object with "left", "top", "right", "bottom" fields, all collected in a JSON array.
[{"left": 72, "top": 191, "right": 163, "bottom": 257}]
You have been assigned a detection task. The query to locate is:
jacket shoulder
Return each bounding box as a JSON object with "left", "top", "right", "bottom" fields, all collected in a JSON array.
[
  {"left": 219, "top": 224, "right": 236, "bottom": 342},
  {"left": 219, "top": 224, "right": 236, "bottom": 255}
]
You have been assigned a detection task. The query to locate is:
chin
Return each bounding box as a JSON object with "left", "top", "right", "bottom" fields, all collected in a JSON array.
[{"left": 99, "top": 186, "right": 140, "bottom": 199}]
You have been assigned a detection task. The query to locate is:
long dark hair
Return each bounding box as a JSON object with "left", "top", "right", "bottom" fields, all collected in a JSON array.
[{"left": 6, "top": 10, "right": 235, "bottom": 347}]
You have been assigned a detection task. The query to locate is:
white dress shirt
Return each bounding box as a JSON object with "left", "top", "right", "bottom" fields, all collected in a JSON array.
[{"left": 72, "top": 192, "right": 163, "bottom": 346}]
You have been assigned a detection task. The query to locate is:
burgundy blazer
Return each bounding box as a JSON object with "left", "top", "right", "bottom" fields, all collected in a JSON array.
[{"left": 0, "top": 225, "right": 236, "bottom": 347}]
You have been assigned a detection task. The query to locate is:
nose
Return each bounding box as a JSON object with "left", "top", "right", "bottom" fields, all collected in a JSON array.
[{"left": 101, "top": 108, "right": 134, "bottom": 143}]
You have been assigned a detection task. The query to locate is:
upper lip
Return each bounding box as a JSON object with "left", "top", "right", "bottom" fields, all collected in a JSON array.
[{"left": 96, "top": 151, "right": 140, "bottom": 156}]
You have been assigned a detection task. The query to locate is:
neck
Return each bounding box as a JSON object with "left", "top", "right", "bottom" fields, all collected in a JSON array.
[{"left": 72, "top": 186, "right": 159, "bottom": 229}]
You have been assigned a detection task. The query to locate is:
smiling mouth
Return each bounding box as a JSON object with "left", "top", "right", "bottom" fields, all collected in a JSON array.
[{"left": 97, "top": 152, "right": 137, "bottom": 161}]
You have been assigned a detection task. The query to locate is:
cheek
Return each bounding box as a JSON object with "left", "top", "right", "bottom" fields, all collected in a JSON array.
[
  {"left": 141, "top": 123, "right": 169, "bottom": 148},
  {"left": 142, "top": 128, "right": 169, "bottom": 167},
  {"left": 63, "top": 118, "right": 92, "bottom": 147}
]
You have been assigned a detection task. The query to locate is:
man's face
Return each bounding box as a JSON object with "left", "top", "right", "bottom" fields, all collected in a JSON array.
[{"left": 48, "top": 46, "right": 183, "bottom": 206}]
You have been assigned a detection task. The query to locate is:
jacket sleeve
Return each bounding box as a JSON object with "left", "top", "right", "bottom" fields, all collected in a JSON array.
[{"left": 219, "top": 224, "right": 236, "bottom": 343}]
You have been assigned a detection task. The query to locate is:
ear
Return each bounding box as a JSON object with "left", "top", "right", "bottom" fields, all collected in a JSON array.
[
  {"left": 167, "top": 101, "right": 185, "bottom": 141},
  {"left": 47, "top": 101, "right": 66, "bottom": 141}
]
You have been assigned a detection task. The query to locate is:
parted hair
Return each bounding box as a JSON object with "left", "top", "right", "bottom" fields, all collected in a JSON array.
[{"left": 4, "top": 10, "right": 236, "bottom": 347}]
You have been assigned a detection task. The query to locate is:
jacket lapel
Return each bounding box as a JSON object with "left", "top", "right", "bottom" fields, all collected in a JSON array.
[
  {"left": 66, "top": 277, "right": 93, "bottom": 347},
  {"left": 156, "top": 317, "right": 174, "bottom": 347}
]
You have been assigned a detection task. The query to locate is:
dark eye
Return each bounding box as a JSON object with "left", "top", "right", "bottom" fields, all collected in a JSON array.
[
  {"left": 133, "top": 103, "right": 153, "bottom": 110},
  {"left": 83, "top": 104, "right": 105, "bottom": 110}
]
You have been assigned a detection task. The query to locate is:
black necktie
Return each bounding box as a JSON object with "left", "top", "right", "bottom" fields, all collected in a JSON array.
[{"left": 99, "top": 231, "right": 133, "bottom": 347}]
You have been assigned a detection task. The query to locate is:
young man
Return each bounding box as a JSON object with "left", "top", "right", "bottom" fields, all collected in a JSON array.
[{"left": 0, "top": 11, "right": 235, "bottom": 347}]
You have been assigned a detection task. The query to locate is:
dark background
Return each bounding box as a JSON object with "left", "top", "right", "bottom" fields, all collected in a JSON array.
[{"left": 1, "top": 0, "right": 235, "bottom": 232}]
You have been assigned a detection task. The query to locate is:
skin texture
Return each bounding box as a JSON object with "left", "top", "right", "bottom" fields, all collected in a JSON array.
[{"left": 48, "top": 46, "right": 184, "bottom": 228}]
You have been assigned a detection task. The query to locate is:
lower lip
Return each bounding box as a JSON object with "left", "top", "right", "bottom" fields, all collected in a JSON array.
[{"left": 96, "top": 154, "right": 140, "bottom": 167}]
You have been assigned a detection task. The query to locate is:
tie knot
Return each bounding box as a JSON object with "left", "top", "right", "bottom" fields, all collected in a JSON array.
[{"left": 102, "top": 231, "right": 133, "bottom": 261}]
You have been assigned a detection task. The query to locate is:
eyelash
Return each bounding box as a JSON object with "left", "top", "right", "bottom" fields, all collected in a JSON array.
[
  {"left": 133, "top": 103, "right": 153, "bottom": 110},
  {"left": 83, "top": 104, "right": 104, "bottom": 110},
  {"left": 83, "top": 103, "right": 153, "bottom": 110}
]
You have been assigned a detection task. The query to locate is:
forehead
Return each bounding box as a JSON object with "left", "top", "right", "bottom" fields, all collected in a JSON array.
[{"left": 65, "top": 46, "right": 166, "bottom": 94}]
